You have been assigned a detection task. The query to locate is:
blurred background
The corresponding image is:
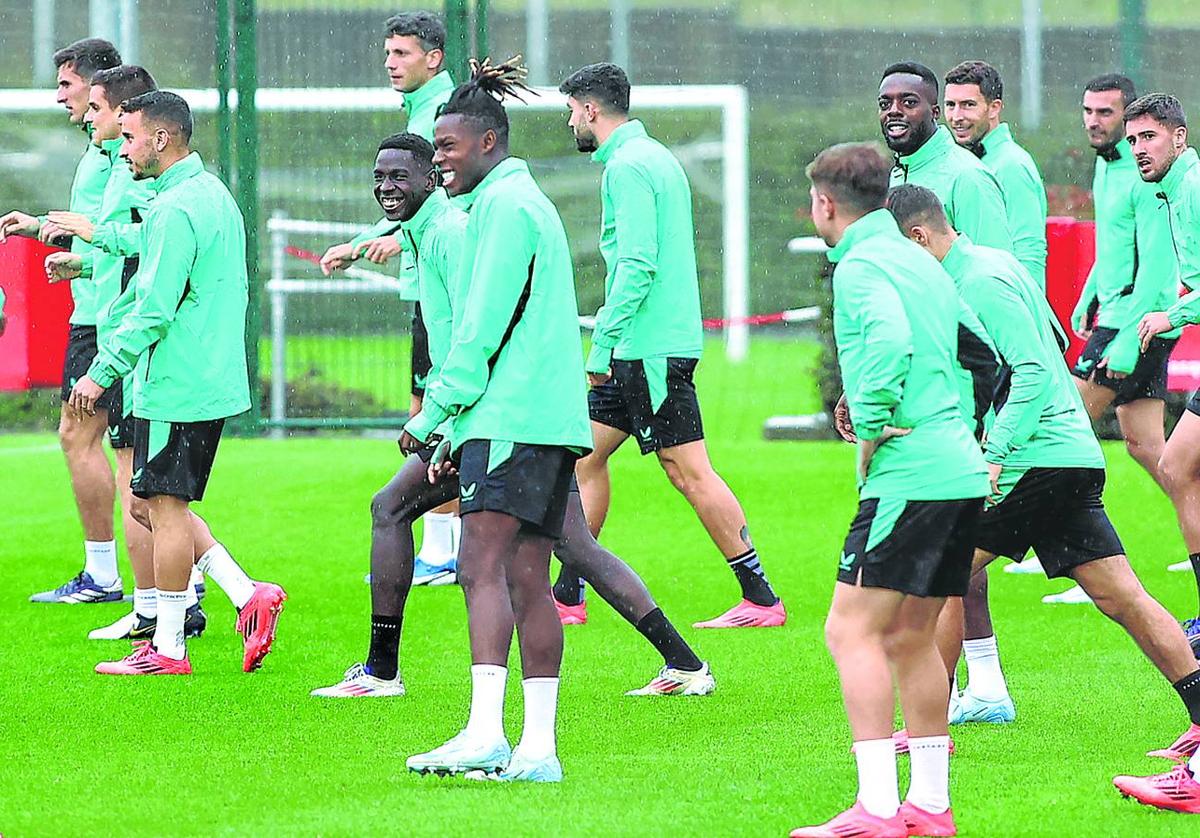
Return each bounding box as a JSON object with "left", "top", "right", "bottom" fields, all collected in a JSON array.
[{"left": 0, "top": 1, "right": 1196, "bottom": 436}]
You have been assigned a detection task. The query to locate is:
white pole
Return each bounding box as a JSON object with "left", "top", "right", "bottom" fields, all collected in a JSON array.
[
  {"left": 119, "top": 0, "right": 139, "bottom": 65},
  {"left": 1021, "top": 0, "right": 1042, "bottom": 129},
  {"left": 270, "top": 211, "right": 288, "bottom": 439},
  {"left": 610, "top": 0, "right": 630, "bottom": 73},
  {"left": 527, "top": 0, "right": 549, "bottom": 86},
  {"left": 722, "top": 88, "right": 750, "bottom": 362},
  {"left": 88, "top": 0, "right": 118, "bottom": 46},
  {"left": 33, "top": 0, "right": 56, "bottom": 85}
]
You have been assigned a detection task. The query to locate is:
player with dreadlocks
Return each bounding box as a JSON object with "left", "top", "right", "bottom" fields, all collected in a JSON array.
[{"left": 399, "top": 57, "right": 591, "bottom": 782}]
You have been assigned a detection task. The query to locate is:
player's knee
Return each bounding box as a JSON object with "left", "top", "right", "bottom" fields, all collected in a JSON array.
[
  {"left": 370, "top": 489, "right": 412, "bottom": 528},
  {"left": 1158, "top": 453, "right": 1198, "bottom": 494},
  {"left": 129, "top": 500, "right": 152, "bottom": 531}
]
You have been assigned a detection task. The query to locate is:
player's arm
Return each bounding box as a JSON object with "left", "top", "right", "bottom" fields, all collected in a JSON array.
[
  {"left": 422, "top": 217, "right": 467, "bottom": 384},
  {"left": 841, "top": 262, "right": 913, "bottom": 441},
  {"left": 974, "top": 281, "right": 1052, "bottom": 463},
  {"left": 950, "top": 169, "right": 1014, "bottom": 252},
  {"left": 956, "top": 299, "right": 1000, "bottom": 437},
  {"left": 403, "top": 202, "right": 537, "bottom": 444},
  {"left": 1071, "top": 264, "right": 1099, "bottom": 337},
  {"left": 586, "top": 164, "right": 658, "bottom": 374},
  {"left": 86, "top": 206, "right": 196, "bottom": 389},
  {"left": 1104, "top": 212, "right": 1181, "bottom": 374},
  {"left": 997, "top": 164, "right": 1048, "bottom": 285}
]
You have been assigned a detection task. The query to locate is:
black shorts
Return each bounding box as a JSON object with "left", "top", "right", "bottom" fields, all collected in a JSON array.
[
  {"left": 131, "top": 417, "right": 226, "bottom": 502},
  {"left": 838, "top": 497, "right": 983, "bottom": 597},
  {"left": 106, "top": 382, "right": 135, "bottom": 450},
  {"left": 1187, "top": 391, "right": 1200, "bottom": 416},
  {"left": 976, "top": 467, "right": 1124, "bottom": 578},
  {"left": 1071, "top": 326, "right": 1176, "bottom": 405},
  {"left": 61, "top": 325, "right": 119, "bottom": 412},
  {"left": 455, "top": 440, "right": 578, "bottom": 540},
  {"left": 411, "top": 304, "right": 431, "bottom": 398},
  {"left": 588, "top": 357, "right": 704, "bottom": 455}
]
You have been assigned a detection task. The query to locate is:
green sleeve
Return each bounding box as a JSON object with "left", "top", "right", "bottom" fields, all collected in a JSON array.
[
  {"left": 977, "top": 281, "right": 1053, "bottom": 463},
  {"left": 841, "top": 263, "right": 913, "bottom": 442},
  {"left": 87, "top": 206, "right": 196, "bottom": 388},
  {"left": 93, "top": 221, "right": 142, "bottom": 257},
  {"left": 404, "top": 203, "right": 537, "bottom": 443},
  {"left": 1167, "top": 212, "right": 1200, "bottom": 326},
  {"left": 0, "top": 285, "right": 5, "bottom": 317},
  {"left": 80, "top": 251, "right": 95, "bottom": 279},
  {"left": 950, "top": 170, "right": 1013, "bottom": 251},
  {"left": 349, "top": 216, "right": 405, "bottom": 255},
  {"left": 425, "top": 220, "right": 467, "bottom": 381},
  {"left": 1104, "top": 264, "right": 1180, "bottom": 375},
  {"left": 586, "top": 165, "right": 658, "bottom": 373}
]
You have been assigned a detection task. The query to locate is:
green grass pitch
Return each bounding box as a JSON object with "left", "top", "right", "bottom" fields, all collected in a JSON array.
[{"left": 1, "top": 388, "right": 1197, "bottom": 834}]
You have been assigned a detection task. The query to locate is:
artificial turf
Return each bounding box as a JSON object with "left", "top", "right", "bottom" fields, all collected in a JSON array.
[{"left": 1, "top": 412, "right": 1197, "bottom": 835}]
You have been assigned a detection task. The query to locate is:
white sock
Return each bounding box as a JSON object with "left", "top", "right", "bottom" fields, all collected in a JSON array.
[
  {"left": 190, "top": 565, "right": 204, "bottom": 588},
  {"left": 195, "top": 543, "right": 256, "bottom": 609},
  {"left": 516, "top": 677, "right": 559, "bottom": 761},
  {"left": 184, "top": 583, "right": 198, "bottom": 608},
  {"left": 153, "top": 589, "right": 188, "bottom": 659},
  {"left": 84, "top": 540, "right": 119, "bottom": 587},
  {"left": 906, "top": 735, "right": 951, "bottom": 814},
  {"left": 853, "top": 738, "right": 900, "bottom": 819},
  {"left": 463, "top": 664, "right": 507, "bottom": 741},
  {"left": 1190, "top": 748, "right": 1199, "bottom": 775},
  {"left": 134, "top": 587, "right": 157, "bottom": 619},
  {"left": 419, "top": 512, "right": 457, "bottom": 561},
  {"left": 963, "top": 636, "right": 1009, "bottom": 701}
]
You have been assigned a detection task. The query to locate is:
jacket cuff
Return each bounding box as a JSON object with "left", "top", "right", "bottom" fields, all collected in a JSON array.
[
  {"left": 585, "top": 343, "right": 613, "bottom": 374},
  {"left": 404, "top": 398, "right": 450, "bottom": 443}
]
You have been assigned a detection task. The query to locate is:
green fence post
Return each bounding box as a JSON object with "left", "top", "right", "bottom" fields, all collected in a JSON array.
[
  {"left": 234, "top": 0, "right": 261, "bottom": 434},
  {"left": 1119, "top": 0, "right": 1146, "bottom": 83},
  {"left": 474, "top": 0, "right": 489, "bottom": 61},
  {"left": 215, "top": 0, "right": 233, "bottom": 186},
  {"left": 445, "top": 0, "right": 470, "bottom": 82}
]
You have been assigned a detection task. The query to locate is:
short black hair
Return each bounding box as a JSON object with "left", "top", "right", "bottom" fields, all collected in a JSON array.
[
  {"left": 384, "top": 11, "right": 446, "bottom": 53},
  {"left": 1124, "top": 93, "right": 1188, "bottom": 130},
  {"left": 1084, "top": 73, "right": 1137, "bottom": 108},
  {"left": 90, "top": 65, "right": 157, "bottom": 109},
  {"left": 885, "top": 184, "right": 951, "bottom": 232},
  {"left": 559, "top": 63, "right": 630, "bottom": 115},
  {"left": 378, "top": 132, "right": 436, "bottom": 170},
  {"left": 438, "top": 57, "right": 533, "bottom": 144},
  {"left": 945, "top": 60, "right": 1003, "bottom": 101},
  {"left": 881, "top": 61, "right": 939, "bottom": 102},
  {"left": 53, "top": 38, "right": 121, "bottom": 80},
  {"left": 806, "top": 142, "right": 892, "bottom": 214},
  {"left": 122, "top": 90, "right": 193, "bottom": 143}
]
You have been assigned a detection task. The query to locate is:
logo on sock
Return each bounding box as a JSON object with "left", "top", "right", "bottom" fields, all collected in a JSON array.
[
  {"left": 838, "top": 551, "right": 857, "bottom": 572},
  {"left": 460, "top": 482, "right": 477, "bottom": 502}
]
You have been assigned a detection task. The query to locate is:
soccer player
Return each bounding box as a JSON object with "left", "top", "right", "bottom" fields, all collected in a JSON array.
[
  {"left": 67, "top": 91, "right": 285, "bottom": 675},
  {"left": 551, "top": 62, "right": 785, "bottom": 629},
  {"left": 396, "top": 60, "right": 593, "bottom": 783},
  {"left": 311, "top": 131, "right": 711, "bottom": 699},
  {"left": 943, "top": 60, "right": 1047, "bottom": 286},
  {"left": 319, "top": 12, "right": 460, "bottom": 583},
  {"left": 886, "top": 184, "right": 1200, "bottom": 816},
  {"left": 1045, "top": 75, "right": 1184, "bottom": 604},
  {"left": 879, "top": 61, "right": 1013, "bottom": 252},
  {"left": 0, "top": 38, "right": 125, "bottom": 603},
  {"left": 790, "top": 143, "right": 987, "bottom": 838}
]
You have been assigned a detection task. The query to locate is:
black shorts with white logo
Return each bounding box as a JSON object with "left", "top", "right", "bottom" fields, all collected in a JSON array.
[
  {"left": 1187, "top": 391, "right": 1200, "bottom": 417},
  {"left": 411, "top": 304, "right": 432, "bottom": 398},
  {"left": 61, "top": 325, "right": 119, "bottom": 412},
  {"left": 976, "top": 467, "right": 1124, "bottom": 578},
  {"left": 837, "top": 497, "right": 983, "bottom": 598},
  {"left": 588, "top": 357, "right": 704, "bottom": 455},
  {"left": 1071, "top": 326, "right": 1176, "bottom": 405},
  {"left": 455, "top": 440, "right": 578, "bottom": 540},
  {"left": 131, "top": 417, "right": 226, "bottom": 502},
  {"left": 106, "top": 384, "right": 135, "bottom": 450}
]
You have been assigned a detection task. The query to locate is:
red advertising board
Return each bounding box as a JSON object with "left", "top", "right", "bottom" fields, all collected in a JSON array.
[{"left": 0, "top": 236, "right": 72, "bottom": 391}]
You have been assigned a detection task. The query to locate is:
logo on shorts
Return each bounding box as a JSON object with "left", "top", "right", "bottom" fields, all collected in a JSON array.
[
  {"left": 460, "top": 482, "right": 477, "bottom": 502},
  {"left": 1075, "top": 357, "right": 1095, "bottom": 375},
  {"left": 413, "top": 372, "right": 428, "bottom": 388},
  {"left": 838, "top": 551, "right": 857, "bottom": 572},
  {"left": 638, "top": 427, "right": 653, "bottom": 441},
  {"left": 132, "top": 467, "right": 143, "bottom": 483}
]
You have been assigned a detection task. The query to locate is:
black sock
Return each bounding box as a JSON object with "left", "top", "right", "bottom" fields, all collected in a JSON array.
[
  {"left": 635, "top": 608, "right": 703, "bottom": 671},
  {"left": 366, "top": 615, "right": 402, "bottom": 681},
  {"left": 553, "top": 568, "right": 586, "bottom": 606},
  {"left": 1175, "top": 669, "right": 1200, "bottom": 726},
  {"left": 1191, "top": 553, "right": 1200, "bottom": 614},
  {"left": 726, "top": 548, "right": 778, "bottom": 606}
]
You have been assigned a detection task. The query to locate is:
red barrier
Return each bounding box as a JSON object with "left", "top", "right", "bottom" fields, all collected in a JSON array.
[
  {"left": 0, "top": 237, "right": 72, "bottom": 391},
  {"left": 1045, "top": 216, "right": 1095, "bottom": 367}
]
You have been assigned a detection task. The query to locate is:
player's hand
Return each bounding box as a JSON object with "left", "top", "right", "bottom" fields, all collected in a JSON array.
[
  {"left": 319, "top": 242, "right": 355, "bottom": 276},
  {"left": 38, "top": 221, "right": 71, "bottom": 246},
  {"left": 68, "top": 375, "right": 106, "bottom": 420},
  {"left": 587, "top": 371, "right": 611, "bottom": 388},
  {"left": 45, "top": 211, "right": 95, "bottom": 243},
  {"left": 0, "top": 210, "right": 40, "bottom": 241},
  {"left": 1097, "top": 356, "right": 1127, "bottom": 380},
  {"left": 834, "top": 393, "right": 856, "bottom": 443},
  {"left": 987, "top": 461, "right": 1003, "bottom": 501},
  {"left": 357, "top": 235, "right": 402, "bottom": 265},
  {"left": 398, "top": 429, "right": 423, "bottom": 455},
  {"left": 45, "top": 251, "right": 83, "bottom": 283},
  {"left": 1138, "top": 311, "right": 1172, "bottom": 351}
]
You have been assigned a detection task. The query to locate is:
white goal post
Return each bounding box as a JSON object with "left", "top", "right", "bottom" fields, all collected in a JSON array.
[{"left": 0, "top": 84, "right": 751, "bottom": 360}]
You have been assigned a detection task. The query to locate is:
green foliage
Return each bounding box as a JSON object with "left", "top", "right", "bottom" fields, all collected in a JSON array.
[{"left": 0, "top": 388, "right": 60, "bottom": 432}]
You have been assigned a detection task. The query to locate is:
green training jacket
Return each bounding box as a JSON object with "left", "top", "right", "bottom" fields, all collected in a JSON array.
[
  {"left": 45, "top": 128, "right": 110, "bottom": 326},
  {"left": 979, "top": 123, "right": 1048, "bottom": 287}
]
